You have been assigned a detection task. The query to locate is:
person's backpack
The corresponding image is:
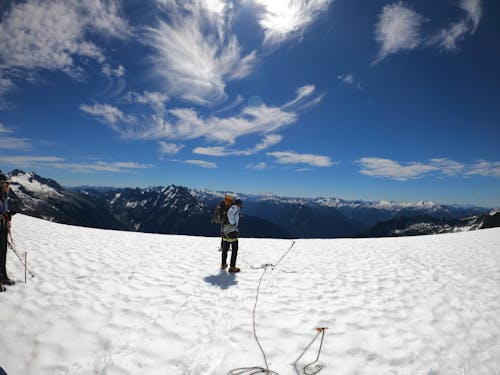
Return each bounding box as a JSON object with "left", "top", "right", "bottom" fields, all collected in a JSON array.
[{"left": 211, "top": 201, "right": 229, "bottom": 224}]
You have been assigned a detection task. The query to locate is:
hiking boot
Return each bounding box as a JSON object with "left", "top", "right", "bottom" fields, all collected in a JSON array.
[
  {"left": 220, "top": 263, "right": 228, "bottom": 269},
  {"left": 0, "top": 278, "right": 15, "bottom": 286},
  {"left": 228, "top": 266, "right": 240, "bottom": 273}
]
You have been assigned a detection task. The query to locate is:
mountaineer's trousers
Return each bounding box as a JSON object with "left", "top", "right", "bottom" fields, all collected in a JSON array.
[{"left": 221, "top": 240, "right": 238, "bottom": 268}]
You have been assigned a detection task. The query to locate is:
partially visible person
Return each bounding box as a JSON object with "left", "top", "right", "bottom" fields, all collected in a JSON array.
[
  {"left": 0, "top": 173, "right": 14, "bottom": 290},
  {"left": 221, "top": 198, "right": 243, "bottom": 273}
]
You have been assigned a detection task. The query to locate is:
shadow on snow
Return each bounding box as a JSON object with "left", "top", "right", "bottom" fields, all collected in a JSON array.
[{"left": 203, "top": 271, "right": 238, "bottom": 289}]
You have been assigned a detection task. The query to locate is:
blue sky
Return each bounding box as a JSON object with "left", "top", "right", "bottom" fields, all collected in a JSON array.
[{"left": 0, "top": 0, "right": 499, "bottom": 207}]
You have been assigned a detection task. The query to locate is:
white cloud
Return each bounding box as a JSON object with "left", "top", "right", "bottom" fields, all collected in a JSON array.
[
  {"left": 0, "top": 73, "right": 14, "bottom": 95},
  {"left": 357, "top": 157, "right": 438, "bottom": 181},
  {"left": 429, "top": 158, "right": 465, "bottom": 176},
  {"left": 337, "top": 73, "right": 362, "bottom": 90},
  {"left": 374, "top": 0, "right": 483, "bottom": 59},
  {"left": 211, "top": 105, "right": 296, "bottom": 143},
  {"left": 215, "top": 95, "right": 244, "bottom": 114},
  {"left": 193, "top": 134, "right": 283, "bottom": 156},
  {"left": 267, "top": 151, "right": 335, "bottom": 167},
  {"left": 145, "top": 2, "right": 257, "bottom": 105},
  {"left": 87, "top": 84, "right": 320, "bottom": 147},
  {"left": 124, "top": 91, "right": 169, "bottom": 112},
  {"left": 432, "top": 21, "right": 470, "bottom": 51},
  {"left": 246, "top": 162, "right": 267, "bottom": 170},
  {"left": 374, "top": 2, "right": 424, "bottom": 63},
  {"left": 0, "top": 0, "right": 131, "bottom": 94},
  {"left": 282, "top": 85, "right": 317, "bottom": 109},
  {"left": 59, "top": 161, "right": 152, "bottom": 173},
  {"left": 466, "top": 160, "right": 500, "bottom": 178},
  {"left": 0, "top": 137, "right": 32, "bottom": 151},
  {"left": 357, "top": 157, "right": 500, "bottom": 180},
  {"left": 0, "top": 155, "right": 152, "bottom": 173},
  {"left": 159, "top": 142, "right": 184, "bottom": 155},
  {"left": 251, "top": 0, "right": 333, "bottom": 46},
  {"left": 253, "top": 134, "right": 284, "bottom": 152},
  {"left": 0, "top": 122, "right": 13, "bottom": 133},
  {"left": 338, "top": 74, "right": 354, "bottom": 85},
  {"left": 0, "top": 156, "right": 64, "bottom": 166},
  {"left": 80, "top": 103, "right": 135, "bottom": 127},
  {"left": 185, "top": 159, "right": 217, "bottom": 169},
  {"left": 102, "top": 64, "right": 125, "bottom": 78},
  {"left": 431, "top": 0, "right": 482, "bottom": 51},
  {"left": 192, "top": 146, "right": 230, "bottom": 157},
  {"left": 460, "top": 0, "right": 482, "bottom": 32}
]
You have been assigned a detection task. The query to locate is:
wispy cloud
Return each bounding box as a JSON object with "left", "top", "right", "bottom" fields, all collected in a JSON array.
[
  {"left": 60, "top": 161, "right": 153, "bottom": 173},
  {"left": 80, "top": 103, "right": 136, "bottom": 127},
  {"left": 267, "top": 151, "right": 335, "bottom": 167},
  {"left": 246, "top": 162, "right": 267, "bottom": 170},
  {"left": 0, "top": 0, "right": 132, "bottom": 88},
  {"left": 374, "top": 0, "right": 483, "bottom": 61},
  {"left": 0, "top": 122, "right": 13, "bottom": 133},
  {"left": 159, "top": 142, "right": 184, "bottom": 156},
  {"left": 185, "top": 159, "right": 218, "bottom": 169},
  {"left": 193, "top": 134, "right": 283, "bottom": 156},
  {"left": 431, "top": 0, "right": 482, "bottom": 51},
  {"left": 0, "top": 156, "right": 64, "bottom": 166},
  {"left": 460, "top": 0, "right": 482, "bottom": 32},
  {"left": 357, "top": 157, "right": 499, "bottom": 180},
  {"left": 145, "top": 1, "right": 257, "bottom": 105},
  {"left": 429, "top": 158, "right": 465, "bottom": 176},
  {"left": 374, "top": 2, "right": 425, "bottom": 63},
  {"left": 252, "top": 0, "right": 333, "bottom": 47},
  {"left": 0, "top": 137, "right": 32, "bottom": 151},
  {"left": 337, "top": 73, "right": 363, "bottom": 90},
  {"left": 357, "top": 157, "right": 437, "bottom": 181},
  {"left": 102, "top": 64, "right": 125, "bottom": 78},
  {"left": 466, "top": 160, "right": 500, "bottom": 178},
  {"left": 192, "top": 146, "right": 229, "bottom": 157},
  {"left": 81, "top": 84, "right": 322, "bottom": 146},
  {"left": 282, "top": 85, "right": 317, "bottom": 109},
  {"left": 0, "top": 155, "right": 152, "bottom": 173},
  {"left": 0, "top": 0, "right": 133, "bottom": 107},
  {"left": 123, "top": 91, "right": 169, "bottom": 113},
  {"left": 215, "top": 95, "right": 245, "bottom": 114},
  {"left": 0, "top": 73, "right": 14, "bottom": 108}
]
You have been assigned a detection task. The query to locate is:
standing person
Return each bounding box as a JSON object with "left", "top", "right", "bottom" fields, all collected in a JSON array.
[
  {"left": 0, "top": 173, "right": 14, "bottom": 291},
  {"left": 221, "top": 199, "right": 243, "bottom": 273},
  {"left": 212, "top": 194, "right": 233, "bottom": 250}
]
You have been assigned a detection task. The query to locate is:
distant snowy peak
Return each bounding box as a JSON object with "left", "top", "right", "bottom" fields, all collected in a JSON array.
[
  {"left": 108, "top": 185, "right": 206, "bottom": 211},
  {"left": 490, "top": 208, "right": 500, "bottom": 216},
  {"left": 7, "top": 170, "right": 494, "bottom": 238},
  {"left": 190, "top": 189, "right": 444, "bottom": 211},
  {"left": 10, "top": 170, "right": 64, "bottom": 198},
  {"left": 305, "top": 197, "right": 440, "bottom": 211}
]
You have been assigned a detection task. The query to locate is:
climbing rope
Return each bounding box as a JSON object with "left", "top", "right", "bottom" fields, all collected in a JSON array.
[
  {"left": 229, "top": 242, "right": 296, "bottom": 375},
  {"left": 229, "top": 241, "right": 330, "bottom": 375},
  {"left": 7, "top": 232, "right": 35, "bottom": 278},
  {"left": 297, "top": 328, "right": 329, "bottom": 375}
]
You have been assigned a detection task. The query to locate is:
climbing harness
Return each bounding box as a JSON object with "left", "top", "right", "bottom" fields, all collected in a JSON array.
[{"left": 228, "top": 241, "right": 330, "bottom": 375}]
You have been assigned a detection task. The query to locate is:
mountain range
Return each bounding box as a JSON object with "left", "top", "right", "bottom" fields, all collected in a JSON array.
[{"left": 5, "top": 169, "right": 497, "bottom": 238}]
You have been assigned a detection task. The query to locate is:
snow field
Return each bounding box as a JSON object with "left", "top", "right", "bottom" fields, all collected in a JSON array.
[{"left": 1, "top": 214, "right": 500, "bottom": 374}]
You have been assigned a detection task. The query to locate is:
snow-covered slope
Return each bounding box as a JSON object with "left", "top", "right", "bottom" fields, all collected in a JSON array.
[{"left": 1, "top": 215, "right": 500, "bottom": 375}]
